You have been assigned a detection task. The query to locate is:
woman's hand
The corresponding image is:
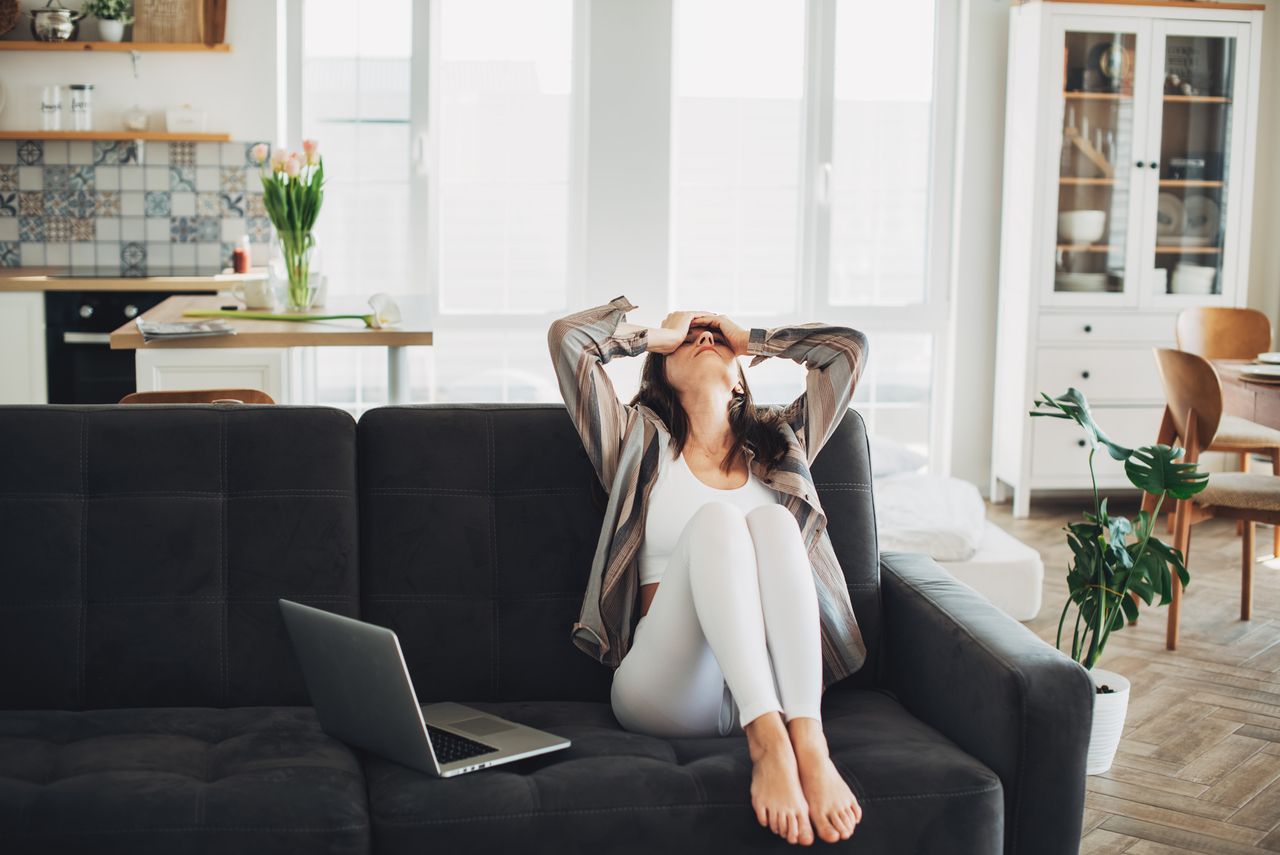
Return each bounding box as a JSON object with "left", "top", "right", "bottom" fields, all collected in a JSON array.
[
  {"left": 690, "top": 313, "right": 750, "bottom": 356},
  {"left": 647, "top": 311, "right": 701, "bottom": 354}
]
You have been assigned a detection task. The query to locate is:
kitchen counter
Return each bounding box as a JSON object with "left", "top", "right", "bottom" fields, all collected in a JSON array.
[{"left": 0, "top": 267, "right": 267, "bottom": 293}]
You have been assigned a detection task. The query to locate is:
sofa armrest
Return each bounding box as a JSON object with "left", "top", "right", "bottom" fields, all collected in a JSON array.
[{"left": 877, "top": 551, "right": 1094, "bottom": 855}]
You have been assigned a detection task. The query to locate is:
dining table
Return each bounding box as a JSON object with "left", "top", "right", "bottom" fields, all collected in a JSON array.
[{"left": 1214, "top": 359, "right": 1280, "bottom": 430}]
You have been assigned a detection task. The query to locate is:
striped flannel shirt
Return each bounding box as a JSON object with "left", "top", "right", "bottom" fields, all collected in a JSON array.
[{"left": 547, "top": 296, "right": 871, "bottom": 690}]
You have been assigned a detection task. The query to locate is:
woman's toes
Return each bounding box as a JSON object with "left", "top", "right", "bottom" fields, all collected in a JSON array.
[
  {"left": 797, "top": 812, "right": 816, "bottom": 845},
  {"left": 833, "top": 808, "right": 854, "bottom": 838},
  {"left": 812, "top": 811, "right": 839, "bottom": 843}
]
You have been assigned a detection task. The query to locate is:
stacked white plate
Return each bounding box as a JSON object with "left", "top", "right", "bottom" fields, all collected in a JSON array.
[
  {"left": 1055, "top": 272, "right": 1107, "bottom": 292},
  {"left": 1241, "top": 363, "right": 1280, "bottom": 383}
]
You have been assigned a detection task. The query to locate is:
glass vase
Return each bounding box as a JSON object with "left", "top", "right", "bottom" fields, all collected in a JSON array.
[{"left": 269, "top": 230, "right": 323, "bottom": 310}]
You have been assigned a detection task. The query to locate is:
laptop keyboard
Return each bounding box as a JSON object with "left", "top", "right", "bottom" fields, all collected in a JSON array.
[{"left": 427, "top": 724, "right": 499, "bottom": 764}]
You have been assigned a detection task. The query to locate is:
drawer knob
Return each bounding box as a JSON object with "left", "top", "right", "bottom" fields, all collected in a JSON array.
[
  {"left": 1083, "top": 324, "right": 1092, "bottom": 333},
  {"left": 1081, "top": 370, "right": 1090, "bottom": 379},
  {"left": 1077, "top": 439, "right": 1087, "bottom": 447}
]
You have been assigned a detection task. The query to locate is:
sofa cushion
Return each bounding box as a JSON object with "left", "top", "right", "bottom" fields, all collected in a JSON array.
[
  {"left": 358, "top": 404, "right": 883, "bottom": 704},
  {"left": 0, "top": 405, "right": 360, "bottom": 710},
  {"left": 363, "top": 689, "right": 1002, "bottom": 855},
  {"left": 0, "top": 706, "right": 370, "bottom": 855}
]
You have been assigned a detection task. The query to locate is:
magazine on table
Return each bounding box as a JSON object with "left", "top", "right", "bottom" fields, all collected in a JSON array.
[{"left": 135, "top": 317, "right": 238, "bottom": 343}]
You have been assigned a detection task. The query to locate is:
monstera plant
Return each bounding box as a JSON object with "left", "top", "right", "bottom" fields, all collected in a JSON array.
[
  {"left": 1031, "top": 388, "right": 1209, "bottom": 775},
  {"left": 1030, "top": 388, "right": 1209, "bottom": 669}
]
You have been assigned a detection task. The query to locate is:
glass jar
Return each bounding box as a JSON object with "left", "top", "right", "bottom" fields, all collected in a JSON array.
[
  {"left": 41, "top": 84, "right": 62, "bottom": 131},
  {"left": 69, "top": 84, "right": 93, "bottom": 131}
]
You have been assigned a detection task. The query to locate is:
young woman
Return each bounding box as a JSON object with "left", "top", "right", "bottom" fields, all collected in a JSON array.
[{"left": 548, "top": 296, "right": 871, "bottom": 847}]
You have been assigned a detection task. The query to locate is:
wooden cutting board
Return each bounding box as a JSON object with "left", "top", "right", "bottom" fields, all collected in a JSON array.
[{"left": 133, "top": 0, "right": 204, "bottom": 43}]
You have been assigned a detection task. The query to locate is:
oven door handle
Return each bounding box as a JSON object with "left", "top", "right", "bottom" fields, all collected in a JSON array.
[{"left": 62, "top": 332, "right": 112, "bottom": 345}]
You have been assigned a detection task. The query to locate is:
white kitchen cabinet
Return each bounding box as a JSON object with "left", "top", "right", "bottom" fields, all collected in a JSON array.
[
  {"left": 0, "top": 292, "right": 47, "bottom": 404},
  {"left": 991, "top": 0, "right": 1263, "bottom": 517},
  {"left": 134, "top": 347, "right": 316, "bottom": 404}
]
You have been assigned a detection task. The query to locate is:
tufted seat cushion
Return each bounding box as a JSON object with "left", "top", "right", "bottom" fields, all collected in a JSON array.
[
  {"left": 1211, "top": 414, "right": 1280, "bottom": 450},
  {"left": 0, "top": 706, "right": 371, "bottom": 855},
  {"left": 1193, "top": 471, "right": 1280, "bottom": 512},
  {"left": 364, "top": 689, "right": 1003, "bottom": 855}
]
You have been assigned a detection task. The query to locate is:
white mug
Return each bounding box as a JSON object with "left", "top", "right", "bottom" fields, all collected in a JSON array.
[{"left": 232, "top": 277, "right": 275, "bottom": 309}]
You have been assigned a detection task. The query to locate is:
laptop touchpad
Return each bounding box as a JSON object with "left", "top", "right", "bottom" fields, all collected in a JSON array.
[{"left": 452, "top": 716, "right": 517, "bottom": 737}]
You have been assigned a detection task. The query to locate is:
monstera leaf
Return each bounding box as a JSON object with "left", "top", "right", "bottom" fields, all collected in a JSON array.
[
  {"left": 1031, "top": 388, "right": 1133, "bottom": 461},
  {"left": 1125, "top": 444, "right": 1209, "bottom": 499}
]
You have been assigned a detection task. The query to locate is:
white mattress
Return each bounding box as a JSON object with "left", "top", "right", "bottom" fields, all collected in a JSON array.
[
  {"left": 874, "top": 473, "right": 986, "bottom": 562},
  {"left": 937, "top": 521, "right": 1044, "bottom": 622}
]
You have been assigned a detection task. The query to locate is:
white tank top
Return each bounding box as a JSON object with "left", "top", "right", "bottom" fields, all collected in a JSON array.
[{"left": 637, "top": 440, "right": 780, "bottom": 586}]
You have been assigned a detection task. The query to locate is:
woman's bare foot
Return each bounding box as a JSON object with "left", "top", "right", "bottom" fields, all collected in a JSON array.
[
  {"left": 787, "top": 717, "right": 862, "bottom": 843},
  {"left": 744, "top": 712, "right": 814, "bottom": 845}
]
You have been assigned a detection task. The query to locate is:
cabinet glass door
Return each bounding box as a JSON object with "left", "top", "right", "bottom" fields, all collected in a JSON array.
[
  {"left": 1145, "top": 23, "right": 1248, "bottom": 301},
  {"left": 1052, "top": 27, "right": 1144, "bottom": 301}
]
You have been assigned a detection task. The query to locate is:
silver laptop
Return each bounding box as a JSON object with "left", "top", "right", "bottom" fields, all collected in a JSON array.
[{"left": 278, "top": 598, "right": 571, "bottom": 777}]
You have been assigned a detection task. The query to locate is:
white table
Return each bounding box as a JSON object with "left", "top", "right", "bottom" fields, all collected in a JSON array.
[{"left": 110, "top": 294, "right": 434, "bottom": 404}]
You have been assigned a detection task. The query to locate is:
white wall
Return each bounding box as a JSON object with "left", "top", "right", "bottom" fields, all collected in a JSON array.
[
  {"left": 0, "top": 0, "right": 281, "bottom": 141},
  {"left": 950, "top": 0, "right": 1280, "bottom": 495}
]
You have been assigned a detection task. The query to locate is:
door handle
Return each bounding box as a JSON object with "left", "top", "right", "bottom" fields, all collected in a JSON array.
[{"left": 63, "top": 332, "right": 111, "bottom": 344}]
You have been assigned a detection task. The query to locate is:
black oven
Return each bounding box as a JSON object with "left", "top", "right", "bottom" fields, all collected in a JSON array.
[{"left": 44, "top": 290, "right": 216, "bottom": 404}]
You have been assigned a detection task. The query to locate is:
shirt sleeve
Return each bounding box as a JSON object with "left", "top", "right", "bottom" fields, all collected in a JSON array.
[
  {"left": 547, "top": 295, "right": 650, "bottom": 488},
  {"left": 746, "top": 323, "right": 870, "bottom": 465}
]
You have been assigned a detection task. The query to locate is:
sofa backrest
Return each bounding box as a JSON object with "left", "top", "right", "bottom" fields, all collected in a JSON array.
[
  {"left": 0, "top": 405, "right": 359, "bottom": 711},
  {"left": 358, "top": 404, "right": 881, "bottom": 704}
]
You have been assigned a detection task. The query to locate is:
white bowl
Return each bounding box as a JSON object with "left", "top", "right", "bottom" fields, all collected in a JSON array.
[
  {"left": 1055, "top": 272, "right": 1108, "bottom": 292},
  {"left": 1171, "top": 270, "right": 1215, "bottom": 295},
  {"left": 1058, "top": 210, "right": 1107, "bottom": 244}
]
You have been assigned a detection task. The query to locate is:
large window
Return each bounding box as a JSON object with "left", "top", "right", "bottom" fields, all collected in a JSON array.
[
  {"left": 298, "top": 0, "right": 579, "bottom": 413},
  {"left": 671, "top": 0, "right": 805, "bottom": 316},
  {"left": 292, "top": 0, "right": 955, "bottom": 461},
  {"left": 671, "top": 0, "right": 948, "bottom": 460},
  {"left": 435, "top": 0, "right": 575, "bottom": 314}
]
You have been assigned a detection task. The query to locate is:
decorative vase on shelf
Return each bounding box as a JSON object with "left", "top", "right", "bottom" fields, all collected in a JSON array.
[
  {"left": 251, "top": 140, "right": 326, "bottom": 312},
  {"left": 97, "top": 18, "right": 124, "bottom": 41}
]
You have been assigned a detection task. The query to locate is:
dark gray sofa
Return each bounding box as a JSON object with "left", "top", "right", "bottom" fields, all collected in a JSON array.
[{"left": 0, "top": 403, "right": 1093, "bottom": 854}]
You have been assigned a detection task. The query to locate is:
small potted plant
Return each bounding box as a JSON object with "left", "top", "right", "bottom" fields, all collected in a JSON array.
[
  {"left": 1030, "top": 388, "right": 1208, "bottom": 774},
  {"left": 83, "top": 0, "right": 133, "bottom": 42}
]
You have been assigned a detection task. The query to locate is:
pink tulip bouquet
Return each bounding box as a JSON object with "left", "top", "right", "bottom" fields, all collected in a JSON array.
[{"left": 250, "top": 140, "right": 325, "bottom": 310}]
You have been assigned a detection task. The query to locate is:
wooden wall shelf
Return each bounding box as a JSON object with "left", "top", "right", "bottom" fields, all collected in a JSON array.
[
  {"left": 0, "top": 41, "right": 230, "bottom": 52},
  {"left": 0, "top": 130, "right": 231, "bottom": 142},
  {"left": 1163, "top": 95, "right": 1231, "bottom": 103}
]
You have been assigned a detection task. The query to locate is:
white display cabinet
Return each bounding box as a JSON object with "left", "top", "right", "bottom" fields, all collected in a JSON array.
[{"left": 991, "top": 0, "right": 1264, "bottom": 517}]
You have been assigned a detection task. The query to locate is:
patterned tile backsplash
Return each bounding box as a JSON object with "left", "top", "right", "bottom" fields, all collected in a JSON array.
[{"left": 0, "top": 139, "right": 272, "bottom": 274}]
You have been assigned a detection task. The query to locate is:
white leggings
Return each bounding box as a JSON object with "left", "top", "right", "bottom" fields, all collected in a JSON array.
[{"left": 610, "top": 502, "right": 823, "bottom": 738}]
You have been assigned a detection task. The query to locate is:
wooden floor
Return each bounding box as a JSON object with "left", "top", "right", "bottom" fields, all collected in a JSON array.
[{"left": 988, "top": 495, "right": 1280, "bottom": 854}]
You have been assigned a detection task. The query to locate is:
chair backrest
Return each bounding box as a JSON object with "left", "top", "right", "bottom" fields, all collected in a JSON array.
[
  {"left": 357, "top": 404, "right": 882, "bottom": 704},
  {"left": 1152, "top": 347, "right": 1223, "bottom": 455},
  {"left": 120, "top": 388, "right": 276, "bottom": 404},
  {"left": 1175, "top": 307, "right": 1272, "bottom": 360}
]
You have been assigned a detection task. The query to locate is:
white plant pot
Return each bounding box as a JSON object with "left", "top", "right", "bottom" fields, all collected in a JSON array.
[
  {"left": 1086, "top": 668, "right": 1130, "bottom": 775},
  {"left": 98, "top": 19, "right": 125, "bottom": 42}
]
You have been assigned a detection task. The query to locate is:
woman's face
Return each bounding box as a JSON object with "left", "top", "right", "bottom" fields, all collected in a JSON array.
[{"left": 664, "top": 324, "right": 742, "bottom": 397}]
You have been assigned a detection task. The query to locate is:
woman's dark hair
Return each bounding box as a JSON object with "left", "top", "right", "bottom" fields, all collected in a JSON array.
[{"left": 629, "top": 349, "right": 789, "bottom": 473}]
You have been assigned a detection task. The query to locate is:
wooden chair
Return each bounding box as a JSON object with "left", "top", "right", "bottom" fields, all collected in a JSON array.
[
  {"left": 119, "top": 389, "right": 276, "bottom": 404},
  {"left": 1175, "top": 306, "right": 1280, "bottom": 554},
  {"left": 1141, "top": 348, "right": 1280, "bottom": 650}
]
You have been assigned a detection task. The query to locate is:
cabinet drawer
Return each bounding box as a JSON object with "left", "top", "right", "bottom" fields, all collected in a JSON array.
[
  {"left": 1035, "top": 347, "right": 1163, "bottom": 403},
  {"left": 1031, "top": 406, "right": 1164, "bottom": 480},
  {"left": 1038, "top": 313, "right": 1176, "bottom": 344}
]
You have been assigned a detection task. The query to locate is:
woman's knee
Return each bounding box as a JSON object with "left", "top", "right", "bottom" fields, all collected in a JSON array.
[
  {"left": 689, "top": 501, "right": 748, "bottom": 532},
  {"left": 746, "top": 503, "right": 802, "bottom": 541}
]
